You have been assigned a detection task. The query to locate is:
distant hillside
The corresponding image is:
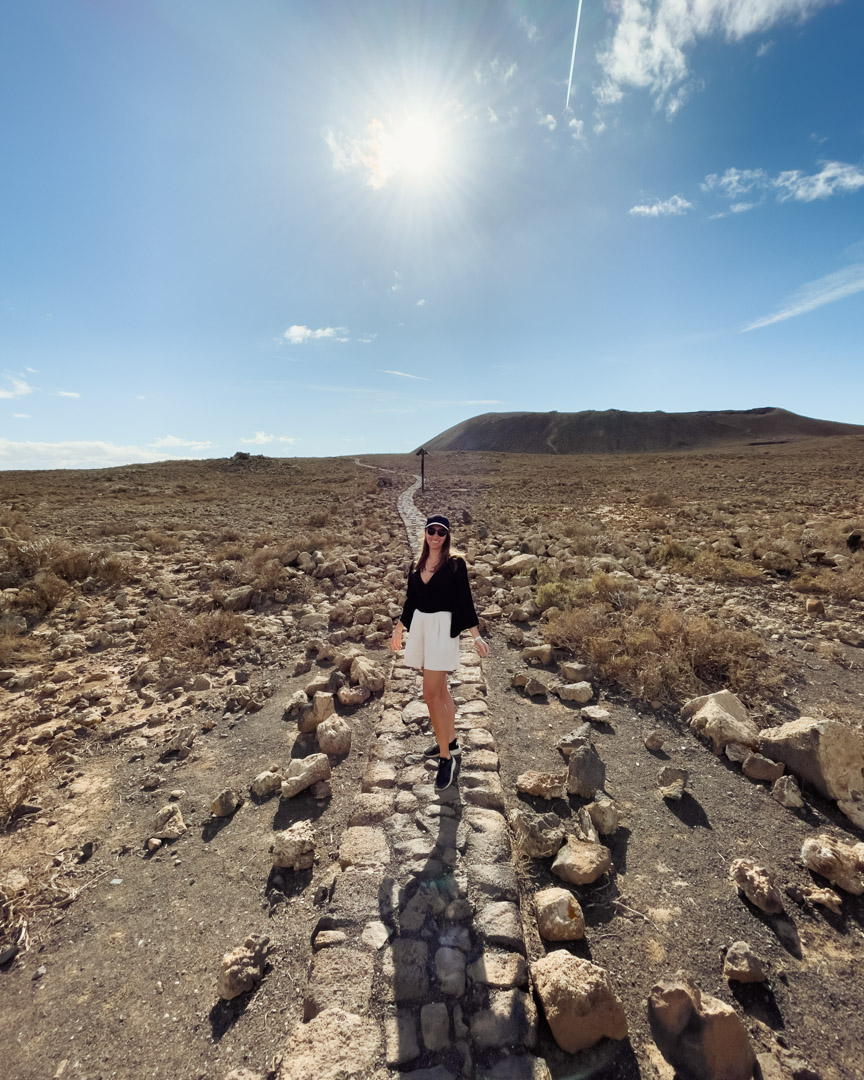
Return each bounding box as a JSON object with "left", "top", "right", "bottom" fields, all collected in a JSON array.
[{"left": 420, "top": 407, "right": 864, "bottom": 455}]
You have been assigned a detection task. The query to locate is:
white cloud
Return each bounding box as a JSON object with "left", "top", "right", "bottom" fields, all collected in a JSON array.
[
  {"left": 629, "top": 193, "right": 692, "bottom": 217},
  {"left": 475, "top": 58, "right": 518, "bottom": 84},
  {"left": 358, "top": 333, "right": 377, "bottom": 344},
  {"left": 278, "top": 436, "right": 297, "bottom": 444},
  {"left": 487, "top": 107, "right": 500, "bottom": 124},
  {"left": 284, "top": 324, "right": 347, "bottom": 345},
  {"left": 0, "top": 376, "right": 33, "bottom": 399},
  {"left": 240, "top": 431, "right": 275, "bottom": 445},
  {"left": 149, "top": 435, "right": 214, "bottom": 451},
  {"left": 25, "top": 366, "right": 39, "bottom": 373},
  {"left": 539, "top": 114, "right": 557, "bottom": 132},
  {"left": 568, "top": 118, "right": 585, "bottom": 141},
  {"left": 774, "top": 161, "right": 864, "bottom": 202},
  {"left": 13, "top": 413, "right": 28, "bottom": 419},
  {"left": 519, "top": 15, "right": 540, "bottom": 42},
  {"left": 0, "top": 438, "right": 152, "bottom": 469},
  {"left": 57, "top": 390, "right": 81, "bottom": 398},
  {"left": 756, "top": 39, "right": 775, "bottom": 56},
  {"left": 378, "top": 370, "right": 430, "bottom": 381},
  {"left": 743, "top": 262, "right": 864, "bottom": 332},
  {"left": 597, "top": 0, "right": 841, "bottom": 114},
  {"left": 417, "top": 299, "right": 426, "bottom": 307},
  {"left": 702, "top": 167, "right": 768, "bottom": 198}
]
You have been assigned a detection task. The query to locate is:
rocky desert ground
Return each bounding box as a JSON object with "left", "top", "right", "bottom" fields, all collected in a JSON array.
[{"left": 1, "top": 437, "right": 863, "bottom": 1080}]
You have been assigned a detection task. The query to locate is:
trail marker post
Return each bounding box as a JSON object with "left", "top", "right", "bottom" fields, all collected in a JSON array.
[{"left": 416, "top": 447, "right": 427, "bottom": 492}]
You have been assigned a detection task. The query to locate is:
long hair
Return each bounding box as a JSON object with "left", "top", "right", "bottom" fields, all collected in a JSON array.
[{"left": 415, "top": 524, "right": 462, "bottom": 573}]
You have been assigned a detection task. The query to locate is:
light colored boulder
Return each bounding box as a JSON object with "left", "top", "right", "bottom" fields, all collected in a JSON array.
[
  {"left": 271, "top": 820, "right": 315, "bottom": 870},
  {"left": 723, "top": 941, "right": 767, "bottom": 983},
  {"left": 687, "top": 693, "right": 760, "bottom": 755},
  {"left": 551, "top": 837, "right": 611, "bottom": 885},
  {"left": 586, "top": 796, "right": 619, "bottom": 836},
  {"left": 560, "top": 661, "right": 592, "bottom": 682},
  {"left": 151, "top": 804, "right": 186, "bottom": 841},
  {"left": 556, "top": 724, "right": 591, "bottom": 756},
  {"left": 350, "top": 655, "right": 386, "bottom": 692},
  {"left": 522, "top": 644, "right": 553, "bottom": 664},
  {"left": 217, "top": 935, "right": 272, "bottom": 1001},
  {"left": 566, "top": 742, "right": 606, "bottom": 798},
  {"left": 657, "top": 766, "right": 688, "bottom": 800},
  {"left": 280, "top": 753, "right": 331, "bottom": 798},
  {"left": 772, "top": 774, "right": 803, "bottom": 808},
  {"left": 800, "top": 834, "right": 864, "bottom": 895},
  {"left": 515, "top": 770, "right": 567, "bottom": 799},
  {"left": 498, "top": 553, "right": 539, "bottom": 576},
  {"left": 337, "top": 684, "right": 370, "bottom": 706},
  {"left": 531, "top": 952, "right": 627, "bottom": 1053},
  {"left": 298, "top": 692, "right": 335, "bottom": 733},
  {"left": 742, "top": 753, "right": 784, "bottom": 782},
  {"left": 648, "top": 973, "right": 755, "bottom": 1080},
  {"left": 682, "top": 689, "right": 750, "bottom": 724},
  {"left": 535, "top": 887, "right": 585, "bottom": 941},
  {"left": 316, "top": 715, "right": 352, "bottom": 755},
  {"left": 729, "top": 858, "right": 783, "bottom": 914},
  {"left": 211, "top": 788, "right": 243, "bottom": 817},
  {"left": 557, "top": 682, "right": 593, "bottom": 704},
  {"left": 250, "top": 770, "right": 283, "bottom": 798},
  {"left": 510, "top": 807, "right": 565, "bottom": 858},
  {"left": 759, "top": 716, "right": 864, "bottom": 802}
]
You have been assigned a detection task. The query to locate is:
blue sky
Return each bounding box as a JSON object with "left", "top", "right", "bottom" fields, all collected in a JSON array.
[{"left": 2, "top": 0, "right": 863, "bottom": 469}]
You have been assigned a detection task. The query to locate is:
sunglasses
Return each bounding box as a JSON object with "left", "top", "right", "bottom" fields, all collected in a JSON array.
[{"left": 426, "top": 526, "right": 448, "bottom": 537}]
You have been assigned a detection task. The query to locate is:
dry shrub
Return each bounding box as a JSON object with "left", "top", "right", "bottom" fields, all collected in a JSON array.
[
  {"left": 11, "top": 572, "right": 69, "bottom": 615},
  {"left": 792, "top": 560, "right": 864, "bottom": 602},
  {"left": 544, "top": 600, "right": 779, "bottom": 705},
  {"left": 307, "top": 510, "right": 331, "bottom": 528},
  {"left": 0, "top": 752, "right": 52, "bottom": 828},
  {"left": 145, "top": 531, "right": 181, "bottom": 554},
  {"left": 641, "top": 491, "right": 674, "bottom": 509},
  {"left": 647, "top": 539, "right": 695, "bottom": 566},
  {"left": 143, "top": 608, "right": 249, "bottom": 670},
  {"left": 219, "top": 527, "right": 242, "bottom": 542},
  {"left": 214, "top": 542, "right": 247, "bottom": 562},
  {"left": 682, "top": 550, "right": 764, "bottom": 584}
]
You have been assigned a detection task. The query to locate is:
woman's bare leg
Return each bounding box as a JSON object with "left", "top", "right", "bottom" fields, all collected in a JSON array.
[{"left": 422, "top": 669, "right": 456, "bottom": 756}]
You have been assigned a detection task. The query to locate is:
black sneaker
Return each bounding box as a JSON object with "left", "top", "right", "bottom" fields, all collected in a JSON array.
[
  {"left": 423, "top": 739, "right": 461, "bottom": 759},
  {"left": 434, "top": 756, "right": 456, "bottom": 791}
]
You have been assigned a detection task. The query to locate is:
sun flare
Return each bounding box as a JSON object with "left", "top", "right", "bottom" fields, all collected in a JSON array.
[{"left": 388, "top": 114, "right": 446, "bottom": 178}]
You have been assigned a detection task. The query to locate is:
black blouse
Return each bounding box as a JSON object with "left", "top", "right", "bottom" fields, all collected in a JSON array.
[{"left": 399, "top": 556, "right": 480, "bottom": 639}]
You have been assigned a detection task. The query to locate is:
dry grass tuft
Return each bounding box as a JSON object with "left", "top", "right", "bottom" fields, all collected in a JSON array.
[{"left": 142, "top": 608, "right": 250, "bottom": 670}]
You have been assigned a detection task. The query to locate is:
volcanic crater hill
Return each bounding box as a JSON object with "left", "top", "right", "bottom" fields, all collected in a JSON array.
[{"left": 421, "top": 407, "right": 864, "bottom": 455}]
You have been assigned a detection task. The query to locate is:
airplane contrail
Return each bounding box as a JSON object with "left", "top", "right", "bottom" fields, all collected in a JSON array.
[{"left": 565, "top": 0, "right": 585, "bottom": 112}]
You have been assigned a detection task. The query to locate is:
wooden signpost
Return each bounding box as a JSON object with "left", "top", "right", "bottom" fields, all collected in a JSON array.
[{"left": 416, "top": 447, "right": 427, "bottom": 492}]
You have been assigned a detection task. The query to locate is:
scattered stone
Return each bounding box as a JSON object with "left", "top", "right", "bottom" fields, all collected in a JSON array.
[
  {"left": 724, "top": 742, "right": 751, "bottom": 764},
  {"left": 313, "top": 930, "right": 347, "bottom": 951},
  {"left": 556, "top": 724, "right": 591, "bottom": 756},
  {"left": 580, "top": 705, "right": 611, "bottom": 724},
  {"left": 210, "top": 788, "right": 243, "bottom": 818},
  {"left": 316, "top": 714, "right": 352, "bottom": 755},
  {"left": 276, "top": 1008, "right": 380, "bottom": 1080},
  {"left": 644, "top": 730, "right": 664, "bottom": 752},
  {"left": 535, "top": 887, "right": 585, "bottom": 941},
  {"left": 785, "top": 882, "right": 843, "bottom": 914},
  {"left": 723, "top": 941, "right": 767, "bottom": 983},
  {"left": 350, "top": 655, "right": 387, "bottom": 692},
  {"left": 271, "top": 820, "right": 315, "bottom": 870},
  {"left": 805, "top": 597, "right": 825, "bottom": 616},
  {"left": 521, "top": 644, "right": 553, "bottom": 665},
  {"left": 685, "top": 691, "right": 760, "bottom": 755},
  {"left": 531, "top": 952, "right": 628, "bottom": 1053},
  {"left": 742, "top": 753, "right": 784, "bottom": 783},
  {"left": 361, "top": 920, "right": 391, "bottom": 950},
  {"left": 648, "top": 973, "right": 755, "bottom": 1080},
  {"left": 557, "top": 682, "right": 593, "bottom": 704},
  {"left": 772, "top": 774, "right": 804, "bottom": 808},
  {"left": 298, "top": 692, "right": 336, "bottom": 733},
  {"left": 515, "top": 770, "right": 567, "bottom": 799},
  {"left": 216, "top": 935, "right": 272, "bottom": 1001},
  {"left": 586, "top": 795, "right": 619, "bottom": 835},
  {"left": 551, "top": 836, "right": 611, "bottom": 885},
  {"left": 566, "top": 741, "right": 606, "bottom": 798},
  {"left": 282, "top": 690, "right": 308, "bottom": 720},
  {"left": 151, "top": 803, "right": 186, "bottom": 841},
  {"left": 250, "top": 769, "right": 283, "bottom": 798},
  {"left": 509, "top": 807, "right": 565, "bottom": 858},
  {"left": 560, "top": 661, "right": 592, "bottom": 682},
  {"left": 800, "top": 835, "right": 864, "bottom": 895},
  {"left": 759, "top": 716, "right": 864, "bottom": 803},
  {"left": 348, "top": 792, "right": 395, "bottom": 826},
  {"left": 729, "top": 858, "right": 784, "bottom": 914},
  {"left": 280, "top": 753, "right": 331, "bottom": 798},
  {"left": 141, "top": 773, "right": 162, "bottom": 790},
  {"left": 166, "top": 726, "right": 195, "bottom": 755},
  {"left": 361, "top": 760, "right": 397, "bottom": 791},
  {"left": 337, "top": 684, "right": 370, "bottom": 706},
  {"left": 657, "top": 766, "right": 688, "bottom": 801}
]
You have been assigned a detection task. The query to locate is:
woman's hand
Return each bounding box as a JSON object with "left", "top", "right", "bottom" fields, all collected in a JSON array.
[
  {"left": 473, "top": 635, "right": 490, "bottom": 658},
  {"left": 390, "top": 626, "right": 403, "bottom": 653}
]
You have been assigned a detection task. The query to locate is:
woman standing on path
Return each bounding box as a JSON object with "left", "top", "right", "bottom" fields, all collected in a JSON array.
[{"left": 390, "top": 514, "right": 489, "bottom": 791}]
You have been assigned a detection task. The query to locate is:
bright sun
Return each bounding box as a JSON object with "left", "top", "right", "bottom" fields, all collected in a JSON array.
[{"left": 382, "top": 112, "right": 447, "bottom": 183}]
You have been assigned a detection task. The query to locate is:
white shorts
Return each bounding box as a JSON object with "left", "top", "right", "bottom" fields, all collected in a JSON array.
[{"left": 403, "top": 610, "right": 461, "bottom": 672}]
